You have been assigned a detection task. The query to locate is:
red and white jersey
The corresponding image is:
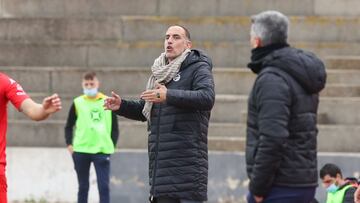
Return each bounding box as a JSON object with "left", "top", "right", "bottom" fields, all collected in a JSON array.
[{"left": 0, "top": 73, "right": 29, "bottom": 174}]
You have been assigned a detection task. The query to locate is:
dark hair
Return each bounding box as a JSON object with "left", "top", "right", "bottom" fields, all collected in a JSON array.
[
  {"left": 83, "top": 71, "right": 97, "bottom": 80},
  {"left": 175, "top": 25, "right": 191, "bottom": 41},
  {"left": 320, "top": 163, "right": 342, "bottom": 179},
  {"left": 345, "top": 177, "right": 358, "bottom": 184}
]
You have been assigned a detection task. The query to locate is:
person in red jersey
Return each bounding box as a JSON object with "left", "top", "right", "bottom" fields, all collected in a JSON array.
[{"left": 0, "top": 72, "right": 62, "bottom": 202}]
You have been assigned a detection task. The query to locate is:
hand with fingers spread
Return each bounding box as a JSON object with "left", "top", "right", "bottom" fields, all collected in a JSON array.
[
  {"left": 140, "top": 83, "right": 167, "bottom": 103},
  {"left": 42, "top": 93, "right": 62, "bottom": 114},
  {"left": 104, "top": 91, "right": 122, "bottom": 111}
]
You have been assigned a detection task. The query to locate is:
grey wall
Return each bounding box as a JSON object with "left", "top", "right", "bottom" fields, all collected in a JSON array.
[{"left": 7, "top": 148, "right": 360, "bottom": 203}]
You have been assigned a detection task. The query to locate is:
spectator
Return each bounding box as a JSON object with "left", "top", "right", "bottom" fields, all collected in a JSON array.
[
  {"left": 65, "top": 71, "right": 119, "bottom": 203},
  {"left": 320, "top": 163, "right": 356, "bottom": 203}
]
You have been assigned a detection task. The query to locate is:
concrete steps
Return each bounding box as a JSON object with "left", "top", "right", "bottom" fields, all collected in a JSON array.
[
  {"left": 6, "top": 120, "right": 247, "bottom": 150},
  {"left": 2, "top": 0, "right": 360, "bottom": 17},
  {"left": 2, "top": 66, "right": 360, "bottom": 96},
  {"left": 0, "top": 16, "right": 360, "bottom": 42},
  {"left": 6, "top": 91, "right": 360, "bottom": 152},
  {"left": 0, "top": 12, "right": 358, "bottom": 67},
  {"left": 3, "top": 63, "right": 360, "bottom": 152},
  {"left": 7, "top": 93, "right": 360, "bottom": 125},
  {"left": 214, "top": 96, "right": 360, "bottom": 125},
  {"left": 326, "top": 69, "right": 360, "bottom": 85},
  {"left": 112, "top": 16, "right": 360, "bottom": 42},
  {"left": 7, "top": 120, "right": 360, "bottom": 152},
  {"left": 4, "top": 65, "right": 360, "bottom": 126},
  {"left": 326, "top": 56, "right": 360, "bottom": 70},
  {"left": 321, "top": 84, "right": 360, "bottom": 97},
  {"left": 0, "top": 40, "right": 359, "bottom": 67},
  {"left": 207, "top": 123, "right": 360, "bottom": 152}
]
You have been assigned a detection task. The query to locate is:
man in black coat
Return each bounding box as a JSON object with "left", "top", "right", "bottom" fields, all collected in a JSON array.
[
  {"left": 245, "top": 11, "right": 327, "bottom": 203},
  {"left": 104, "top": 25, "right": 215, "bottom": 203}
]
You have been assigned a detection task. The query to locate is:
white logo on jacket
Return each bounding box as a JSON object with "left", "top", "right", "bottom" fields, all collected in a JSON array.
[{"left": 173, "top": 73, "right": 181, "bottom": 82}]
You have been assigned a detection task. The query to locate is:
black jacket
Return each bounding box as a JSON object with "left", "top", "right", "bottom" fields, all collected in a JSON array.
[
  {"left": 115, "top": 49, "right": 215, "bottom": 201},
  {"left": 246, "top": 46, "right": 327, "bottom": 196}
]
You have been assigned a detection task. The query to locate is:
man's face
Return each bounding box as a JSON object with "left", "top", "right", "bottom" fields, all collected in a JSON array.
[
  {"left": 82, "top": 78, "right": 99, "bottom": 90},
  {"left": 322, "top": 174, "right": 338, "bottom": 188},
  {"left": 250, "top": 35, "right": 258, "bottom": 48},
  {"left": 164, "top": 26, "right": 191, "bottom": 62}
]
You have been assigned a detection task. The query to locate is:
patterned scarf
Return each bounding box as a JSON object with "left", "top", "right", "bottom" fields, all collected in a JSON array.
[{"left": 142, "top": 49, "right": 191, "bottom": 120}]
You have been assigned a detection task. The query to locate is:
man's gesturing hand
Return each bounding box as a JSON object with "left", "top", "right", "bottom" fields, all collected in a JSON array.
[
  {"left": 42, "top": 93, "right": 62, "bottom": 114},
  {"left": 104, "top": 91, "right": 122, "bottom": 111},
  {"left": 140, "top": 83, "right": 167, "bottom": 103}
]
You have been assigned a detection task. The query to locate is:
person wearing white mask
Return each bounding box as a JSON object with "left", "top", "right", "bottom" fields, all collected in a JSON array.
[
  {"left": 64, "top": 71, "right": 119, "bottom": 203},
  {"left": 320, "top": 163, "right": 357, "bottom": 203}
]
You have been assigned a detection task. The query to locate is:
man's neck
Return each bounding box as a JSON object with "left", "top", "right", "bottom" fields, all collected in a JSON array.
[{"left": 338, "top": 179, "right": 347, "bottom": 188}]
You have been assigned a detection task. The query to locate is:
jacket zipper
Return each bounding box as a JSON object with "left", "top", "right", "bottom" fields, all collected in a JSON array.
[{"left": 150, "top": 103, "right": 162, "bottom": 197}]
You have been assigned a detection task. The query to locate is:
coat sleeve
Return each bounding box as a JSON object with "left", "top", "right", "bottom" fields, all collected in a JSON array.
[
  {"left": 166, "top": 63, "right": 215, "bottom": 111},
  {"left": 114, "top": 99, "right": 147, "bottom": 122},
  {"left": 64, "top": 103, "right": 76, "bottom": 146},
  {"left": 249, "top": 72, "right": 292, "bottom": 197},
  {"left": 111, "top": 112, "right": 119, "bottom": 147}
]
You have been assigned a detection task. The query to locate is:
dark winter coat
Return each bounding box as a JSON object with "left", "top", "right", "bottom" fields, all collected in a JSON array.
[
  {"left": 246, "top": 46, "right": 327, "bottom": 196},
  {"left": 115, "top": 49, "right": 215, "bottom": 201}
]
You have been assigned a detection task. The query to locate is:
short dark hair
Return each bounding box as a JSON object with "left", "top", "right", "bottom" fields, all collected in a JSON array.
[
  {"left": 175, "top": 25, "right": 191, "bottom": 41},
  {"left": 320, "top": 163, "right": 342, "bottom": 179},
  {"left": 83, "top": 71, "right": 97, "bottom": 80}
]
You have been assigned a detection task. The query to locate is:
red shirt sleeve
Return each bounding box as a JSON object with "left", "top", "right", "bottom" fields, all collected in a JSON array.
[{"left": 4, "top": 76, "right": 29, "bottom": 111}]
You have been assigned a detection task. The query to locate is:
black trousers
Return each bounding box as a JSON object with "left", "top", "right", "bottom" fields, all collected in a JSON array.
[
  {"left": 247, "top": 186, "right": 316, "bottom": 203},
  {"left": 73, "top": 152, "right": 111, "bottom": 203}
]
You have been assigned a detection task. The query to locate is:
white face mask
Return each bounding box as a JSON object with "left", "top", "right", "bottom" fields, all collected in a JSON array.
[
  {"left": 83, "top": 88, "right": 98, "bottom": 97},
  {"left": 326, "top": 183, "right": 339, "bottom": 193}
]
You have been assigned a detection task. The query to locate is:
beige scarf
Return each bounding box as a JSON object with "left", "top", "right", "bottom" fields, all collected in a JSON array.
[{"left": 142, "top": 49, "right": 191, "bottom": 120}]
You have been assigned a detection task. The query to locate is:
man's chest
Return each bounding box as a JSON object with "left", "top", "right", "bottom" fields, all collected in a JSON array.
[{"left": 166, "top": 70, "right": 193, "bottom": 90}]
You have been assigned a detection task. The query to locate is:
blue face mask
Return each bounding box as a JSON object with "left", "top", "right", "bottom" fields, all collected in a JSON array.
[
  {"left": 326, "top": 183, "right": 339, "bottom": 193},
  {"left": 83, "top": 88, "right": 98, "bottom": 97}
]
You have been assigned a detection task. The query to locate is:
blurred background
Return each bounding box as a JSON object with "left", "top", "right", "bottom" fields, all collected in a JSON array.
[{"left": 2, "top": 0, "right": 360, "bottom": 202}]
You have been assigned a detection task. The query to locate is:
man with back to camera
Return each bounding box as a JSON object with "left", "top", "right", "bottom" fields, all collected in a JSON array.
[
  {"left": 0, "top": 72, "right": 62, "bottom": 202},
  {"left": 245, "top": 11, "right": 327, "bottom": 203},
  {"left": 64, "top": 71, "right": 119, "bottom": 203},
  {"left": 320, "top": 163, "right": 356, "bottom": 203},
  {"left": 104, "top": 25, "right": 215, "bottom": 203}
]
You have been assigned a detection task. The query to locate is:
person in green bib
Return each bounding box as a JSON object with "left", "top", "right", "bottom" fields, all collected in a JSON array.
[
  {"left": 64, "top": 71, "right": 119, "bottom": 203},
  {"left": 320, "top": 163, "right": 357, "bottom": 203}
]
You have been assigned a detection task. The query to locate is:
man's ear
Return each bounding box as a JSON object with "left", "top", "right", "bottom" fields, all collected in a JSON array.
[
  {"left": 254, "top": 37, "right": 262, "bottom": 48},
  {"left": 186, "top": 41, "right": 192, "bottom": 49}
]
